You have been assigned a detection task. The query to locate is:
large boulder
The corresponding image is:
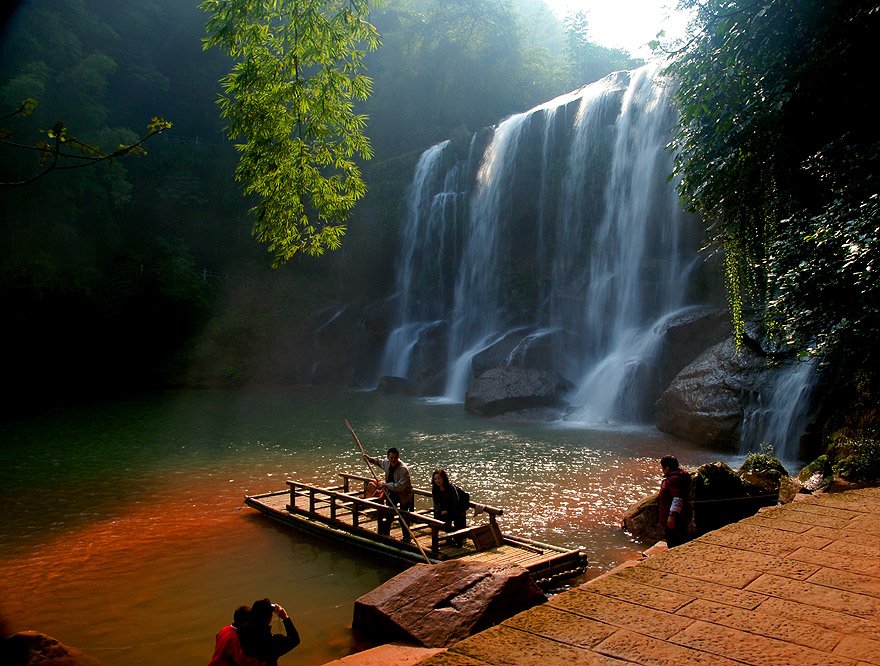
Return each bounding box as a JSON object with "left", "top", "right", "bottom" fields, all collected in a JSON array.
[
  {"left": 622, "top": 460, "right": 787, "bottom": 542},
  {"left": 620, "top": 491, "right": 664, "bottom": 543},
  {"left": 692, "top": 462, "right": 775, "bottom": 535},
  {"left": 464, "top": 366, "right": 573, "bottom": 416},
  {"left": 2, "top": 632, "right": 101, "bottom": 666},
  {"left": 655, "top": 337, "right": 766, "bottom": 448},
  {"left": 409, "top": 320, "right": 450, "bottom": 395},
  {"left": 376, "top": 376, "right": 415, "bottom": 395},
  {"left": 352, "top": 561, "right": 546, "bottom": 648},
  {"left": 650, "top": 308, "right": 732, "bottom": 408},
  {"left": 471, "top": 328, "right": 582, "bottom": 379},
  {"left": 471, "top": 328, "right": 533, "bottom": 377}
]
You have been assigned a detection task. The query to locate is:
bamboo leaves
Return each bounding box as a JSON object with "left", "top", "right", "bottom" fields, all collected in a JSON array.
[{"left": 201, "top": 0, "right": 380, "bottom": 264}]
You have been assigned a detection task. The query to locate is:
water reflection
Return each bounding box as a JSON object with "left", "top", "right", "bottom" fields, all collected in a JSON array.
[{"left": 0, "top": 387, "right": 739, "bottom": 666}]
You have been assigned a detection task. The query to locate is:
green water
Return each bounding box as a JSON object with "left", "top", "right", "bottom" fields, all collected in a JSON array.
[{"left": 0, "top": 387, "right": 738, "bottom": 665}]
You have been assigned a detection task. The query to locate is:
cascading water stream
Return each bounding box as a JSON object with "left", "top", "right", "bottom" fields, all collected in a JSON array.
[
  {"left": 740, "top": 360, "right": 819, "bottom": 462},
  {"left": 568, "top": 65, "right": 694, "bottom": 422},
  {"left": 382, "top": 65, "right": 703, "bottom": 410},
  {"left": 379, "top": 64, "right": 816, "bottom": 457}
]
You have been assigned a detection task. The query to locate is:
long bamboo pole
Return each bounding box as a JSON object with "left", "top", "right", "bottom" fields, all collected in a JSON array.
[{"left": 344, "top": 419, "right": 432, "bottom": 564}]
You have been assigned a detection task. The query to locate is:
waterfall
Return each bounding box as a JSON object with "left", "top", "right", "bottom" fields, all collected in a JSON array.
[
  {"left": 568, "top": 66, "right": 694, "bottom": 422},
  {"left": 381, "top": 65, "right": 707, "bottom": 417},
  {"left": 740, "top": 360, "right": 819, "bottom": 462},
  {"left": 379, "top": 140, "right": 463, "bottom": 380}
]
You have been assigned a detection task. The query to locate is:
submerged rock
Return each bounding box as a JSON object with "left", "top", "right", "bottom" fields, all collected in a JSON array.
[
  {"left": 352, "top": 560, "right": 546, "bottom": 648},
  {"left": 464, "top": 366, "right": 573, "bottom": 417},
  {"left": 2, "top": 631, "right": 101, "bottom": 666}
]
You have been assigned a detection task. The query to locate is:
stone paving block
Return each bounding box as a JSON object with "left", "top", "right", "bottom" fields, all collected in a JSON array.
[
  {"left": 810, "top": 492, "right": 880, "bottom": 512},
  {"left": 450, "top": 625, "right": 622, "bottom": 666},
  {"left": 618, "top": 563, "right": 767, "bottom": 610},
  {"left": 594, "top": 627, "right": 741, "bottom": 666},
  {"left": 746, "top": 573, "right": 880, "bottom": 618},
  {"left": 847, "top": 513, "right": 880, "bottom": 535},
  {"left": 638, "top": 547, "right": 763, "bottom": 588},
  {"left": 416, "top": 650, "right": 490, "bottom": 666},
  {"left": 808, "top": 527, "right": 880, "bottom": 555},
  {"left": 578, "top": 572, "right": 693, "bottom": 613},
  {"left": 793, "top": 546, "right": 880, "bottom": 578},
  {"left": 340, "top": 643, "right": 445, "bottom": 666},
  {"left": 698, "top": 522, "right": 831, "bottom": 556},
  {"left": 680, "top": 541, "right": 820, "bottom": 580},
  {"left": 745, "top": 514, "right": 816, "bottom": 533},
  {"left": 548, "top": 588, "right": 694, "bottom": 640},
  {"left": 806, "top": 564, "right": 880, "bottom": 597},
  {"left": 776, "top": 502, "right": 863, "bottom": 524},
  {"left": 501, "top": 604, "right": 617, "bottom": 649},
  {"left": 675, "top": 597, "right": 843, "bottom": 651},
  {"left": 672, "top": 620, "right": 857, "bottom": 666},
  {"left": 757, "top": 595, "right": 880, "bottom": 642},
  {"left": 833, "top": 634, "right": 880, "bottom": 665}
]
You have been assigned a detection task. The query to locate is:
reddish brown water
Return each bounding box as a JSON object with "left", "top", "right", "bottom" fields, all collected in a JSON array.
[{"left": 0, "top": 388, "right": 738, "bottom": 665}]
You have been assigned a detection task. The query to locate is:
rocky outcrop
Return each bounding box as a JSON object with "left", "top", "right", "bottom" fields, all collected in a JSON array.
[
  {"left": 309, "top": 298, "right": 397, "bottom": 387},
  {"left": 622, "top": 460, "right": 787, "bottom": 542},
  {"left": 352, "top": 561, "right": 546, "bottom": 648},
  {"left": 407, "top": 321, "right": 450, "bottom": 395},
  {"left": 471, "top": 328, "right": 582, "bottom": 379},
  {"left": 2, "top": 632, "right": 101, "bottom": 666},
  {"left": 464, "top": 366, "right": 574, "bottom": 416},
  {"left": 655, "top": 336, "right": 767, "bottom": 448},
  {"left": 621, "top": 491, "right": 664, "bottom": 543}
]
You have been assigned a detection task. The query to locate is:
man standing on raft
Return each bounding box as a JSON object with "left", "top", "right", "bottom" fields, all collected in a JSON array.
[{"left": 364, "top": 447, "right": 415, "bottom": 542}]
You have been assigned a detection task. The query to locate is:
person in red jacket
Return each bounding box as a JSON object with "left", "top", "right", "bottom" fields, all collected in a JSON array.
[
  {"left": 658, "top": 455, "right": 691, "bottom": 548},
  {"left": 208, "top": 606, "right": 260, "bottom": 666}
]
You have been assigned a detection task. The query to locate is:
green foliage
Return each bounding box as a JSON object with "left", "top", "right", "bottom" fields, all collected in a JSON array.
[
  {"left": 361, "top": 0, "right": 637, "bottom": 160},
  {"left": 666, "top": 0, "right": 879, "bottom": 370},
  {"left": 828, "top": 437, "right": 880, "bottom": 483},
  {"left": 739, "top": 450, "right": 788, "bottom": 477},
  {"left": 0, "top": 100, "right": 171, "bottom": 186},
  {"left": 200, "top": 0, "right": 382, "bottom": 265}
]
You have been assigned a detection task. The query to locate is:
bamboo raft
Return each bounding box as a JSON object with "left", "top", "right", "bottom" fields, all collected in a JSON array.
[{"left": 244, "top": 472, "right": 587, "bottom": 582}]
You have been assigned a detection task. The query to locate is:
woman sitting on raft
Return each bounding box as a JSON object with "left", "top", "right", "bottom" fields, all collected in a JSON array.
[{"left": 431, "top": 469, "right": 468, "bottom": 542}]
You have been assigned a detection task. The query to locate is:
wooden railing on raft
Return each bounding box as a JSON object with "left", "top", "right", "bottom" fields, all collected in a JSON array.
[
  {"left": 337, "top": 472, "right": 506, "bottom": 551},
  {"left": 285, "top": 474, "right": 506, "bottom": 554}
]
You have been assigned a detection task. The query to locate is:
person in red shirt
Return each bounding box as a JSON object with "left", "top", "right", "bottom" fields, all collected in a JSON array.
[
  {"left": 658, "top": 455, "right": 691, "bottom": 548},
  {"left": 208, "top": 606, "right": 260, "bottom": 666}
]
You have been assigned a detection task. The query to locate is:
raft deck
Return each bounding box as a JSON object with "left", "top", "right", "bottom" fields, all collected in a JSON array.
[{"left": 244, "top": 473, "right": 587, "bottom": 582}]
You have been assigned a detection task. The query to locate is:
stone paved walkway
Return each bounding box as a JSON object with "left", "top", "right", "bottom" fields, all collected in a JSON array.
[{"left": 412, "top": 486, "right": 880, "bottom": 666}]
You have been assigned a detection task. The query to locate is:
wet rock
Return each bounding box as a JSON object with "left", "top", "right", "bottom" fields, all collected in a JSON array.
[
  {"left": 471, "top": 329, "right": 582, "bottom": 379},
  {"left": 621, "top": 491, "right": 664, "bottom": 543},
  {"left": 639, "top": 307, "right": 732, "bottom": 420},
  {"left": 777, "top": 476, "right": 807, "bottom": 503},
  {"left": 655, "top": 337, "right": 766, "bottom": 448},
  {"left": 376, "top": 376, "right": 415, "bottom": 395},
  {"left": 408, "top": 321, "right": 450, "bottom": 396},
  {"left": 2, "top": 631, "right": 101, "bottom": 666},
  {"left": 352, "top": 561, "right": 546, "bottom": 648},
  {"left": 464, "top": 366, "right": 573, "bottom": 417},
  {"left": 623, "top": 461, "right": 787, "bottom": 542},
  {"left": 692, "top": 462, "right": 769, "bottom": 535}
]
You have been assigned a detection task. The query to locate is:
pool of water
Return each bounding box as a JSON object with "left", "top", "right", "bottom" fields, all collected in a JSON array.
[{"left": 0, "top": 387, "right": 743, "bottom": 665}]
